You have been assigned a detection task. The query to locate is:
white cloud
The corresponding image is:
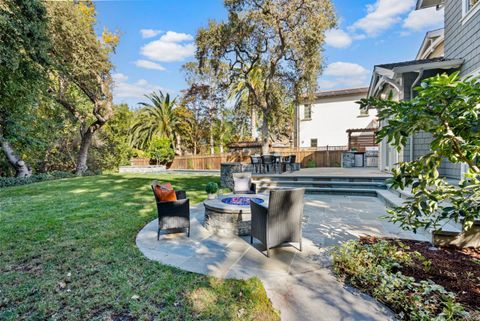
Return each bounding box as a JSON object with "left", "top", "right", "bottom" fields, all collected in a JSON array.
[
  {"left": 112, "top": 73, "right": 169, "bottom": 105},
  {"left": 325, "top": 29, "right": 352, "bottom": 49},
  {"left": 320, "top": 62, "right": 370, "bottom": 89},
  {"left": 112, "top": 73, "right": 128, "bottom": 82},
  {"left": 324, "top": 62, "right": 369, "bottom": 78},
  {"left": 140, "top": 31, "right": 195, "bottom": 62},
  {"left": 160, "top": 31, "right": 193, "bottom": 43},
  {"left": 140, "top": 29, "right": 162, "bottom": 39},
  {"left": 134, "top": 59, "right": 166, "bottom": 71},
  {"left": 350, "top": 0, "right": 416, "bottom": 36},
  {"left": 403, "top": 7, "right": 444, "bottom": 31}
]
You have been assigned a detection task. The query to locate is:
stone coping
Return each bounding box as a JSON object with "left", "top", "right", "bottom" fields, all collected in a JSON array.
[{"left": 203, "top": 193, "right": 269, "bottom": 214}]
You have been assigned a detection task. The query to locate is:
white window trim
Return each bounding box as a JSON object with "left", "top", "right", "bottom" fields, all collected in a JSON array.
[
  {"left": 462, "top": 0, "right": 480, "bottom": 24},
  {"left": 302, "top": 104, "right": 312, "bottom": 121}
]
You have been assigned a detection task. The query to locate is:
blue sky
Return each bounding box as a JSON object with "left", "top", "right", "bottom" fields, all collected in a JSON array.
[{"left": 94, "top": 0, "right": 444, "bottom": 107}]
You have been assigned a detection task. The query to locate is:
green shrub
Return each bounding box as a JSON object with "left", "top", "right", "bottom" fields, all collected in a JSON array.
[
  {"left": 0, "top": 171, "right": 98, "bottom": 188},
  {"left": 306, "top": 159, "right": 316, "bottom": 168},
  {"left": 147, "top": 136, "right": 175, "bottom": 165},
  {"left": 205, "top": 182, "right": 219, "bottom": 194},
  {"left": 332, "top": 240, "right": 469, "bottom": 320}
]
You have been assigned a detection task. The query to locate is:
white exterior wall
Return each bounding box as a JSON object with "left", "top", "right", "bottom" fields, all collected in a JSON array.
[{"left": 298, "top": 94, "right": 377, "bottom": 148}]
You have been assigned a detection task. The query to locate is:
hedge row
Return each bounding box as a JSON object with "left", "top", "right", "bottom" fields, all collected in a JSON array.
[{"left": 0, "top": 171, "right": 99, "bottom": 188}]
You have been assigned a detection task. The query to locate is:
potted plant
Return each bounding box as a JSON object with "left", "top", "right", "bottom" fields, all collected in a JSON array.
[{"left": 205, "top": 182, "right": 219, "bottom": 200}]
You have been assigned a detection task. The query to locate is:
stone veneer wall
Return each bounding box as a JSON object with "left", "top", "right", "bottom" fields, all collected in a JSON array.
[{"left": 220, "top": 163, "right": 256, "bottom": 189}]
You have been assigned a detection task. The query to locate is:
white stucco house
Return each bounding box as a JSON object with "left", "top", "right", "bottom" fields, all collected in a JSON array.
[{"left": 295, "top": 87, "right": 377, "bottom": 148}]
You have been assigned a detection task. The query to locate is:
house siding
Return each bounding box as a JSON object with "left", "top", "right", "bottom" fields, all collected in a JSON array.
[
  {"left": 444, "top": 0, "right": 480, "bottom": 76},
  {"left": 400, "top": 70, "right": 462, "bottom": 179}
]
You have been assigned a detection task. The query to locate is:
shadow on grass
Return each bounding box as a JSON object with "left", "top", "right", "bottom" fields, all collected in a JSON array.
[{"left": 0, "top": 173, "right": 279, "bottom": 320}]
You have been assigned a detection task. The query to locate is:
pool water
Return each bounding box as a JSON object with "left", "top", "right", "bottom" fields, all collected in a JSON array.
[{"left": 221, "top": 197, "right": 264, "bottom": 206}]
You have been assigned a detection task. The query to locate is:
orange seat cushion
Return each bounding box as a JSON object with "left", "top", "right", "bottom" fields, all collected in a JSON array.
[{"left": 154, "top": 186, "right": 177, "bottom": 202}]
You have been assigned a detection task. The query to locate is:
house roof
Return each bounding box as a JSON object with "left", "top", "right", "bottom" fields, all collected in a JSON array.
[
  {"left": 368, "top": 57, "right": 464, "bottom": 97},
  {"left": 416, "top": 28, "right": 444, "bottom": 60},
  {"left": 315, "top": 87, "right": 368, "bottom": 98},
  {"left": 228, "top": 141, "right": 262, "bottom": 149},
  {"left": 416, "top": 0, "right": 444, "bottom": 10},
  {"left": 374, "top": 57, "right": 463, "bottom": 78},
  {"left": 301, "top": 87, "right": 368, "bottom": 103}
]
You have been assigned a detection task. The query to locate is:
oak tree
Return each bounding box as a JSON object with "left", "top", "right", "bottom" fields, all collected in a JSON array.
[
  {"left": 46, "top": 1, "right": 118, "bottom": 174},
  {"left": 196, "top": 0, "right": 336, "bottom": 153}
]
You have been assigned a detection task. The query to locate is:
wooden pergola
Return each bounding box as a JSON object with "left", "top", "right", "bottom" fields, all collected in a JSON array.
[{"left": 346, "top": 128, "right": 377, "bottom": 152}]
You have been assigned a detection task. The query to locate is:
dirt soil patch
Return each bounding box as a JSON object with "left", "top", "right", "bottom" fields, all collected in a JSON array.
[{"left": 360, "top": 236, "right": 480, "bottom": 312}]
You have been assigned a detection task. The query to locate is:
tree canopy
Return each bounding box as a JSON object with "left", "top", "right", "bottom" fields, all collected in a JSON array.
[
  {"left": 46, "top": 0, "right": 118, "bottom": 174},
  {"left": 195, "top": 0, "right": 336, "bottom": 153},
  {"left": 0, "top": 0, "right": 51, "bottom": 176}
]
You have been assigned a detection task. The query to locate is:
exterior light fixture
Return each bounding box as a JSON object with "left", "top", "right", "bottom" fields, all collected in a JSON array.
[{"left": 357, "top": 108, "right": 370, "bottom": 118}]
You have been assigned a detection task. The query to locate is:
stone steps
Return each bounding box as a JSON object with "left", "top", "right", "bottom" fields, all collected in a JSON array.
[
  {"left": 253, "top": 174, "right": 389, "bottom": 197},
  {"left": 255, "top": 180, "right": 387, "bottom": 190},
  {"left": 253, "top": 175, "right": 389, "bottom": 183},
  {"left": 256, "top": 185, "right": 379, "bottom": 196}
]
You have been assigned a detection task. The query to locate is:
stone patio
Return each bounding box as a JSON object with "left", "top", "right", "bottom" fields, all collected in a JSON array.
[{"left": 136, "top": 195, "right": 431, "bottom": 321}]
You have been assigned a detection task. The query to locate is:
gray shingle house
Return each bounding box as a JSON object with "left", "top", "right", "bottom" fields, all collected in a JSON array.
[{"left": 367, "top": 0, "right": 480, "bottom": 179}]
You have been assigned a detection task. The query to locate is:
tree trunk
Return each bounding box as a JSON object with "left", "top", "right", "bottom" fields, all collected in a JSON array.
[
  {"left": 260, "top": 111, "right": 269, "bottom": 155},
  {"left": 209, "top": 130, "right": 214, "bottom": 155},
  {"left": 219, "top": 130, "right": 224, "bottom": 154},
  {"left": 1, "top": 137, "right": 31, "bottom": 177},
  {"left": 75, "top": 128, "right": 93, "bottom": 175},
  {"left": 251, "top": 107, "right": 258, "bottom": 139},
  {"left": 176, "top": 135, "right": 182, "bottom": 156}
]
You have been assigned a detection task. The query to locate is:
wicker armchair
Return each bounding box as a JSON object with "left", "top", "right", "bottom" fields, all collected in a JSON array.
[
  {"left": 151, "top": 182, "right": 190, "bottom": 240},
  {"left": 250, "top": 188, "right": 305, "bottom": 257}
]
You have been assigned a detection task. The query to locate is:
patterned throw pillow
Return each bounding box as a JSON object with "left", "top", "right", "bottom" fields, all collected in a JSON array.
[{"left": 159, "top": 182, "right": 173, "bottom": 190}]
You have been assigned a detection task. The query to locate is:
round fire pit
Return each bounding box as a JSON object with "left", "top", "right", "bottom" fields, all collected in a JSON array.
[
  {"left": 203, "top": 194, "right": 268, "bottom": 237},
  {"left": 221, "top": 196, "right": 264, "bottom": 206}
]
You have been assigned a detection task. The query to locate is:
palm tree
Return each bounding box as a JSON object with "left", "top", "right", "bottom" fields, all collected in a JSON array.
[
  {"left": 129, "top": 91, "right": 179, "bottom": 152},
  {"left": 229, "top": 64, "right": 264, "bottom": 140}
]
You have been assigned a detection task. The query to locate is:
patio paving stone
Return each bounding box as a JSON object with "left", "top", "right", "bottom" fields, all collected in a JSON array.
[{"left": 136, "top": 195, "right": 431, "bottom": 321}]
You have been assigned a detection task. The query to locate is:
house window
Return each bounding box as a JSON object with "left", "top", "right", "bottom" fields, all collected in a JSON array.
[
  {"left": 466, "top": 0, "right": 479, "bottom": 11},
  {"left": 463, "top": 0, "right": 480, "bottom": 22},
  {"left": 310, "top": 138, "right": 318, "bottom": 148},
  {"left": 303, "top": 104, "right": 312, "bottom": 120}
]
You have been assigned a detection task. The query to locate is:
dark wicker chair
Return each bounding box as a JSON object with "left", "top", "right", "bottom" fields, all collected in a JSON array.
[
  {"left": 250, "top": 188, "right": 305, "bottom": 257},
  {"left": 282, "top": 155, "right": 297, "bottom": 172},
  {"left": 151, "top": 182, "right": 190, "bottom": 240},
  {"left": 232, "top": 172, "right": 256, "bottom": 194},
  {"left": 261, "top": 155, "right": 275, "bottom": 173},
  {"left": 250, "top": 155, "right": 261, "bottom": 173}
]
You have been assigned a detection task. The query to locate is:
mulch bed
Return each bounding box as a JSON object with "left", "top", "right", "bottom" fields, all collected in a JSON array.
[{"left": 360, "top": 236, "right": 480, "bottom": 312}]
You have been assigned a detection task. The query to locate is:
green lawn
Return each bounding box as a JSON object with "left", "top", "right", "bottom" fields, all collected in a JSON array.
[{"left": 0, "top": 174, "right": 279, "bottom": 320}]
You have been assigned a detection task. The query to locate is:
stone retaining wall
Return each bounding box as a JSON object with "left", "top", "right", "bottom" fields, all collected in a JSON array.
[{"left": 119, "top": 165, "right": 166, "bottom": 174}]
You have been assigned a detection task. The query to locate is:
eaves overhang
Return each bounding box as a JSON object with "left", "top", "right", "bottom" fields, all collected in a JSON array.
[{"left": 416, "top": 0, "right": 444, "bottom": 10}]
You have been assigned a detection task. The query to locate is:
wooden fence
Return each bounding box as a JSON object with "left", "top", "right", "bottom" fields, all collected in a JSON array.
[{"left": 167, "top": 148, "right": 344, "bottom": 170}]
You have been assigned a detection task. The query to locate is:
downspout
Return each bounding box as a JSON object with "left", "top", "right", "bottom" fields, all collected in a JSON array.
[{"left": 409, "top": 69, "right": 424, "bottom": 162}]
